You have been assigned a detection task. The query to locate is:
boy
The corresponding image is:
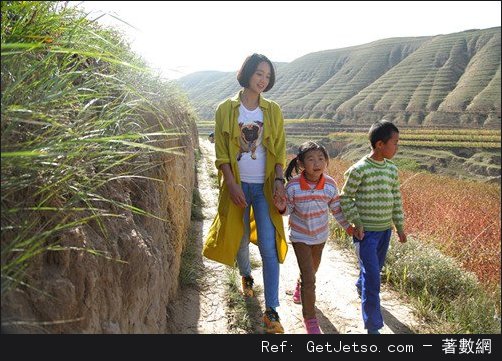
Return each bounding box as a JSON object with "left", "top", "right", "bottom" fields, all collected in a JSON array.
[{"left": 340, "top": 120, "right": 407, "bottom": 334}]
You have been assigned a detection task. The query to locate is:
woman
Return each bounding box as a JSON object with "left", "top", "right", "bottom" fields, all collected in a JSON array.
[{"left": 203, "top": 53, "right": 287, "bottom": 334}]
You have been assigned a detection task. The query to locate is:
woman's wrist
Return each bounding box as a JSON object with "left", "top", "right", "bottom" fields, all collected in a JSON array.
[{"left": 274, "top": 177, "right": 285, "bottom": 184}]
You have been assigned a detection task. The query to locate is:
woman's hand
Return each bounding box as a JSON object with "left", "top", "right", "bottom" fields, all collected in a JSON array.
[
  {"left": 273, "top": 193, "right": 287, "bottom": 213},
  {"left": 220, "top": 164, "right": 247, "bottom": 208},
  {"left": 273, "top": 179, "right": 286, "bottom": 201},
  {"left": 228, "top": 182, "right": 247, "bottom": 208}
]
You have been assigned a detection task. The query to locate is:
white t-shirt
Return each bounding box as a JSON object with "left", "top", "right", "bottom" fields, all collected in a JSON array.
[{"left": 237, "top": 104, "right": 266, "bottom": 183}]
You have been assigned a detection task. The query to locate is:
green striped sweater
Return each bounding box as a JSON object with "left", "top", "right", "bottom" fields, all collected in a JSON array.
[{"left": 340, "top": 155, "right": 404, "bottom": 233}]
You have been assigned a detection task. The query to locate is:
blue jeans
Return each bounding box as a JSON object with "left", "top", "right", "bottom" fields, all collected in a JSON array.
[
  {"left": 236, "top": 182, "right": 280, "bottom": 309},
  {"left": 354, "top": 229, "right": 391, "bottom": 331}
]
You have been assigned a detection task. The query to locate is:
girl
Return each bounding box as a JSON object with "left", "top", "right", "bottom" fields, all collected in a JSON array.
[
  {"left": 203, "top": 53, "right": 287, "bottom": 334},
  {"left": 273, "top": 141, "right": 360, "bottom": 334}
]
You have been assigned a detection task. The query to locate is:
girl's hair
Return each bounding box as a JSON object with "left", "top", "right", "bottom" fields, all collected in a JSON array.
[
  {"left": 237, "top": 53, "right": 275, "bottom": 92},
  {"left": 284, "top": 141, "right": 329, "bottom": 181}
]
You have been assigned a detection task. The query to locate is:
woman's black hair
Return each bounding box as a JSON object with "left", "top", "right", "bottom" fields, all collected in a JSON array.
[
  {"left": 284, "top": 141, "right": 329, "bottom": 181},
  {"left": 237, "top": 53, "right": 275, "bottom": 92}
]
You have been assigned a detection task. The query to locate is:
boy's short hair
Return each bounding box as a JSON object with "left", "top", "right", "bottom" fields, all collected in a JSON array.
[
  {"left": 368, "top": 120, "right": 399, "bottom": 148},
  {"left": 237, "top": 53, "right": 275, "bottom": 92}
]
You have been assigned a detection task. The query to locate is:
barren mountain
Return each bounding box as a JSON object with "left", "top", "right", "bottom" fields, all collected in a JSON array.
[{"left": 179, "top": 27, "right": 501, "bottom": 129}]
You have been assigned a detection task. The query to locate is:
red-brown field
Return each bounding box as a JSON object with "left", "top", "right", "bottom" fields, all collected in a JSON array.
[{"left": 327, "top": 159, "right": 501, "bottom": 287}]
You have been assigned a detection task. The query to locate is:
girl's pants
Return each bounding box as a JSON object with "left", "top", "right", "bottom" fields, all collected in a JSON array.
[{"left": 292, "top": 241, "right": 325, "bottom": 320}]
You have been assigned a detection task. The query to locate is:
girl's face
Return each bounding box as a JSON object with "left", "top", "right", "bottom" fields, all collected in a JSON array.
[
  {"left": 248, "top": 61, "right": 271, "bottom": 94},
  {"left": 299, "top": 149, "right": 328, "bottom": 181}
]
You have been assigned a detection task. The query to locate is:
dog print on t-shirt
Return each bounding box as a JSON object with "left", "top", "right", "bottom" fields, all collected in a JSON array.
[{"left": 237, "top": 121, "right": 263, "bottom": 161}]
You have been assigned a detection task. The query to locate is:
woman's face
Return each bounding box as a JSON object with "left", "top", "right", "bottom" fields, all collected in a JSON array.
[{"left": 248, "top": 61, "right": 271, "bottom": 94}]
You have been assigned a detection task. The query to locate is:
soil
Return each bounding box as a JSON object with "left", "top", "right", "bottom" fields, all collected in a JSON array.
[{"left": 168, "top": 138, "right": 421, "bottom": 334}]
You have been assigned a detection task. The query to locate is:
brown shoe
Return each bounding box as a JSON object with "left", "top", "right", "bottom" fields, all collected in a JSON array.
[
  {"left": 241, "top": 275, "right": 254, "bottom": 297},
  {"left": 263, "top": 309, "right": 284, "bottom": 334}
]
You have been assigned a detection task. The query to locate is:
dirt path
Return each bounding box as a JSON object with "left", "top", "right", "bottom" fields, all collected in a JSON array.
[
  {"left": 167, "top": 138, "right": 228, "bottom": 334},
  {"left": 168, "top": 138, "right": 421, "bottom": 334}
]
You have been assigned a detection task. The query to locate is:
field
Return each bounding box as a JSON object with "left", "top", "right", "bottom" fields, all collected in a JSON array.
[{"left": 327, "top": 158, "right": 501, "bottom": 287}]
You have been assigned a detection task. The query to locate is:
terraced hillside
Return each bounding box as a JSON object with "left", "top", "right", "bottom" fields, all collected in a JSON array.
[
  {"left": 179, "top": 27, "right": 500, "bottom": 129},
  {"left": 328, "top": 130, "right": 500, "bottom": 180},
  {"left": 336, "top": 28, "right": 501, "bottom": 128},
  {"left": 198, "top": 120, "right": 501, "bottom": 182}
]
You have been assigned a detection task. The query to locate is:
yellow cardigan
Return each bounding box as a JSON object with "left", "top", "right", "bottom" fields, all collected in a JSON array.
[{"left": 202, "top": 91, "right": 288, "bottom": 266}]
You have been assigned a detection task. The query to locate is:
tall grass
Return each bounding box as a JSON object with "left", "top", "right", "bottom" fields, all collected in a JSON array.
[
  {"left": 1, "top": 2, "right": 194, "bottom": 293},
  {"left": 399, "top": 172, "right": 501, "bottom": 287},
  {"left": 384, "top": 237, "right": 501, "bottom": 333}
]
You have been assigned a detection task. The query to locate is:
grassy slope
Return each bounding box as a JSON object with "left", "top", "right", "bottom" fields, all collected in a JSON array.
[{"left": 1, "top": 1, "right": 197, "bottom": 292}]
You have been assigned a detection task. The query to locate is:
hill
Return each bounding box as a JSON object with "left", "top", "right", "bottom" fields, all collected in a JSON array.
[{"left": 179, "top": 27, "right": 501, "bottom": 128}]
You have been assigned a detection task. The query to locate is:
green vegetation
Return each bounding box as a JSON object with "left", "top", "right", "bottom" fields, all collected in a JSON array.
[
  {"left": 195, "top": 119, "right": 500, "bottom": 181},
  {"left": 1, "top": 2, "right": 195, "bottom": 293},
  {"left": 190, "top": 188, "right": 204, "bottom": 221},
  {"left": 179, "top": 224, "right": 205, "bottom": 288},
  {"left": 190, "top": 149, "right": 204, "bottom": 221},
  {"left": 197, "top": 121, "right": 216, "bottom": 126},
  {"left": 284, "top": 118, "right": 334, "bottom": 124},
  {"left": 400, "top": 140, "right": 500, "bottom": 149},
  {"left": 397, "top": 128, "right": 501, "bottom": 135},
  {"left": 330, "top": 130, "right": 501, "bottom": 142},
  {"left": 392, "top": 158, "right": 422, "bottom": 172},
  {"left": 400, "top": 134, "right": 500, "bottom": 142}
]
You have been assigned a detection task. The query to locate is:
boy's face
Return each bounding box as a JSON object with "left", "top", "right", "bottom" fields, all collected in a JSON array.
[{"left": 379, "top": 131, "right": 399, "bottom": 159}]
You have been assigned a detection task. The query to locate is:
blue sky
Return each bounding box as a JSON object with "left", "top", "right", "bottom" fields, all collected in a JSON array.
[{"left": 75, "top": 1, "right": 501, "bottom": 79}]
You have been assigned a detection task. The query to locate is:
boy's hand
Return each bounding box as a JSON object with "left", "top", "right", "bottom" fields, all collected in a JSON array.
[
  {"left": 353, "top": 226, "right": 365, "bottom": 240},
  {"left": 273, "top": 194, "right": 286, "bottom": 214},
  {"left": 398, "top": 231, "right": 407, "bottom": 243}
]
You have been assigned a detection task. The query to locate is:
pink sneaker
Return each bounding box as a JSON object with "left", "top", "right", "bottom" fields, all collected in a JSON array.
[
  {"left": 293, "top": 281, "right": 301, "bottom": 304},
  {"left": 304, "top": 318, "right": 321, "bottom": 334}
]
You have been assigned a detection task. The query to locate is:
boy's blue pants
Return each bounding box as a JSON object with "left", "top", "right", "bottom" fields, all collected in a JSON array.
[{"left": 354, "top": 229, "right": 392, "bottom": 331}]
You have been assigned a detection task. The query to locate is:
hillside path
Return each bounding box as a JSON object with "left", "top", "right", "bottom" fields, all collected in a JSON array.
[{"left": 168, "top": 138, "right": 421, "bottom": 334}]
